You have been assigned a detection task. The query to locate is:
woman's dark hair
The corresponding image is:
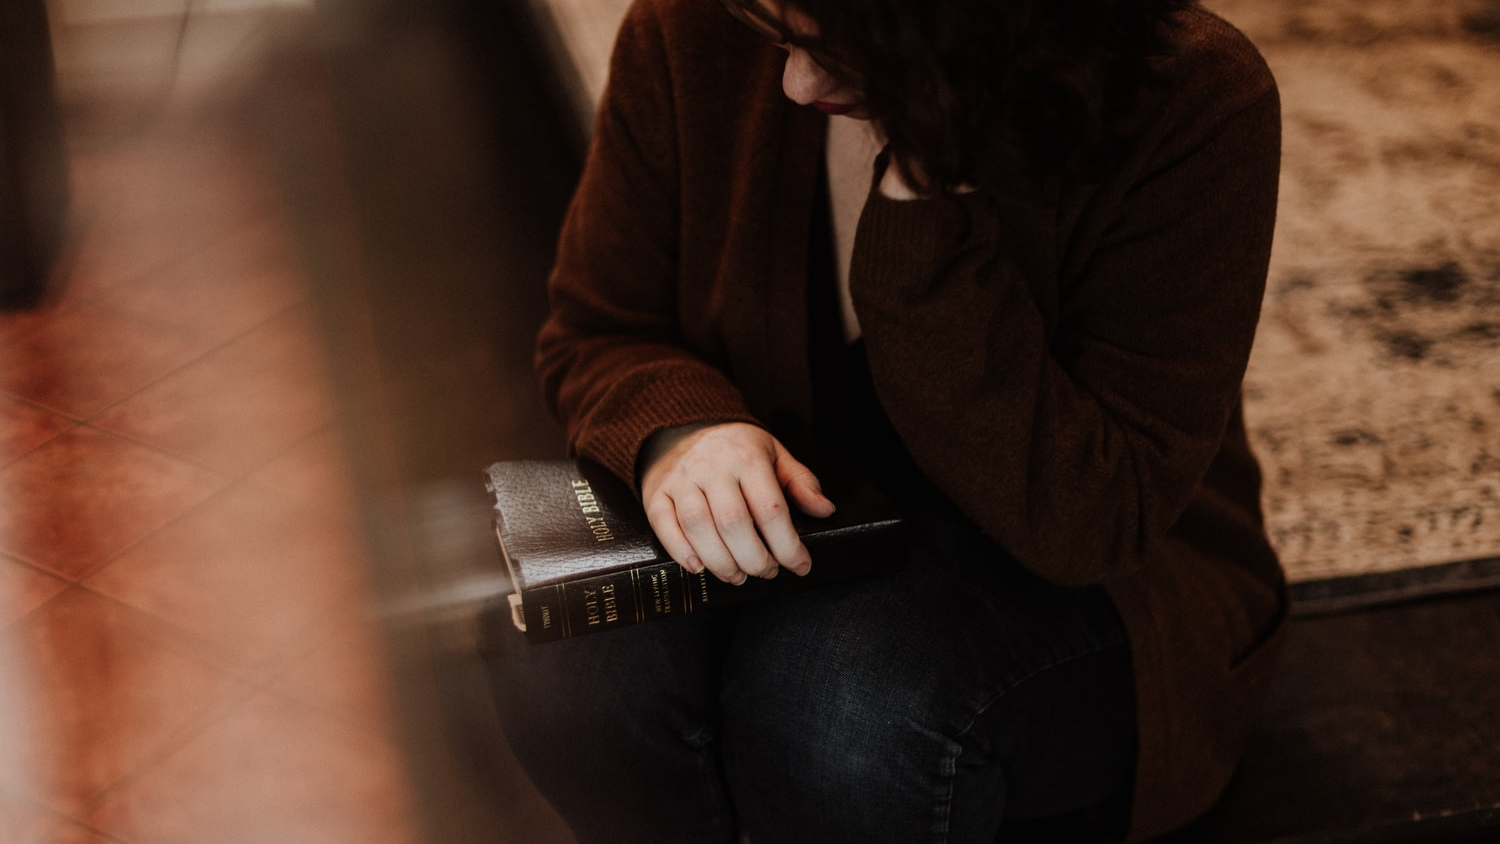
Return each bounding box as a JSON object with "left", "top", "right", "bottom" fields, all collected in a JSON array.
[{"left": 792, "top": 0, "right": 1196, "bottom": 193}]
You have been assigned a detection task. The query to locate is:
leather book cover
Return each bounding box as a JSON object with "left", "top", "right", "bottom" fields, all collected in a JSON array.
[{"left": 483, "top": 458, "right": 905, "bottom": 643}]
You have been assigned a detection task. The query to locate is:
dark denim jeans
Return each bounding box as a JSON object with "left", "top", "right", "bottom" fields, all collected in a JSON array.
[{"left": 483, "top": 522, "right": 1136, "bottom": 844}]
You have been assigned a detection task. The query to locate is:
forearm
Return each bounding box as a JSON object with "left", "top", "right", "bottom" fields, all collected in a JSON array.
[{"left": 850, "top": 91, "right": 1280, "bottom": 585}]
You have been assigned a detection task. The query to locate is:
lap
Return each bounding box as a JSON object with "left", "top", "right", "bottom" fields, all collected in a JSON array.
[
  {"left": 721, "top": 527, "right": 1134, "bottom": 842},
  {"left": 729, "top": 523, "right": 1128, "bottom": 705},
  {"left": 484, "top": 522, "right": 1136, "bottom": 843}
]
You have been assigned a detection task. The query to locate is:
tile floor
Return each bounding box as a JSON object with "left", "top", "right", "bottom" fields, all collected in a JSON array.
[{"left": 0, "top": 10, "right": 422, "bottom": 843}]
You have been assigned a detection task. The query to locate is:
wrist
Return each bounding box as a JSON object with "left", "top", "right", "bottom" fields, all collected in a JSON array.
[{"left": 636, "top": 421, "right": 727, "bottom": 489}]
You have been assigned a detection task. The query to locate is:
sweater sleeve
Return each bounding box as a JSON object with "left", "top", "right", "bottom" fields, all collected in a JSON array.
[
  {"left": 535, "top": 0, "right": 760, "bottom": 484},
  {"left": 850, "top": 71, "right": 1281, "bottom": 586}
]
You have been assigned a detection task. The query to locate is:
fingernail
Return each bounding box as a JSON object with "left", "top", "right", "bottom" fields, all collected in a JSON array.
[
  {"left": 684, "top": 555, "right": 703, "bottom": 574},
  {"left": 731, "top": 573, "right": 748, "bottom": 586},
  {"left": 763, "top": 567, "right": 778, "bottom": 579}
]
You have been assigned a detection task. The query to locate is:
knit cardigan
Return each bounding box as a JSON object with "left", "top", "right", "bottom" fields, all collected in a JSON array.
[{"left": 535, "top": 0, "right": 1287, "bottom": 839}]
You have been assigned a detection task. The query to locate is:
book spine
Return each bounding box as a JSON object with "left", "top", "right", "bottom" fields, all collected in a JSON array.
[{"left": 521, "top": 559, "right": 710, "bottom": 643}]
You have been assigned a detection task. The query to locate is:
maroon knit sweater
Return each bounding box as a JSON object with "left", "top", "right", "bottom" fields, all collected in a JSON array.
[{"left": 536, "top": 0, "right": 1286, "bottom": 839}]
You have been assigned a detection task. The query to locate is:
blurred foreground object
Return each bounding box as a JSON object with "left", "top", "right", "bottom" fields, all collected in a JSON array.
[
  {"left": 273, "top": 0, "right": 579, "bottom": 839},
  {"left": 0, "top": 0, "right": 69, "bottom": 309}
]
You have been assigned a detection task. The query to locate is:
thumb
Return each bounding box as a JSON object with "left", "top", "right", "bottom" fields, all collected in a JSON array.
[{"left": 772, "top": 440, "right": 836, "bottom": 518}]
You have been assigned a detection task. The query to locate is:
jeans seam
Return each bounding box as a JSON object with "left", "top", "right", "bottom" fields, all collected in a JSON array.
[
  {"left": 693, "top": 736, "right": 736, "bottom": 843},
  {"left": 959, "top": 636, "right": 1128, "bottom": 740},
  {"left": 934, "top": 637, "right": 1131, "bottom": 842},
  {"left": 935, "top": 735, "right": 961, "bottom": 843}
]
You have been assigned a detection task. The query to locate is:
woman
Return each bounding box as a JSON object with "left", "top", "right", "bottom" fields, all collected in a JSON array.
[{"left": 485, "top": 0, "right": 1285, "bottom": 841}]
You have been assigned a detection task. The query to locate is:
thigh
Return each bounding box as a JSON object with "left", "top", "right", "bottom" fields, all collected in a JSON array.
[
  {"left": 481, "top": 607, "right": 739, "bottom": 844},
  {"left": 719, "top": 530, "right": 1135, "bottom": 844}
]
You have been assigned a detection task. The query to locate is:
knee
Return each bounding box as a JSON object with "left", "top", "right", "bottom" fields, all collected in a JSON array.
[
  {"left": 720, "top": 633, "right": 964, "bottom": 831},
  {"left": 483, "top": 615, "right": 746, "bottom": 843},
  {"left": 484, "top": 615, "right": 724, "bottom": 765},
  {"left": 741, "top": 663, "right": 942, "bottom": 770}
]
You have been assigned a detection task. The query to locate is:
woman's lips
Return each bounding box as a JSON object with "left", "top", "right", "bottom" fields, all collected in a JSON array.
[{"left": 813, "top": 101, "right": 855, "bottom": 116}]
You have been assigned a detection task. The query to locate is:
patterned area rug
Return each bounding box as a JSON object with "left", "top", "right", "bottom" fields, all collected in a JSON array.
[
  {"left": 1207, "top": 0, "right": 1500, "bottom": 609},
  {"left": 528, "top": 0, "right": 1500, "bottom": 610}
]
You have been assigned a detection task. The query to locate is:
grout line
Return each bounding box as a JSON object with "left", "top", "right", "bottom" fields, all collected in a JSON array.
[
  {"left": 78, "top": 295, "right": 319, "bottom": 441},
  {"left": 0, "top": 393, "right": 87, "bottom": 426},
  {"left": 0, "top": 401, "right": 83, "bottom": 472},
  {"left": 78, "top": 678, "right": 408, "bottom": 843},
  {"left": 74, "top": 417, "right": 245, "bottom": 480},
  {"left": 0, "top": 410, "right": 241, "bottom": 505},
  {"left": 69, "top": 456, "right": 367, "bottom": 665},
  {"left": 74, "top": 401, "right": 334, "bottom": 496},
  {"left": 73, "top": 684, "right": 265, "bottom": 830},
  {"left": 0, "top": 788, "right": 124, "bottom": 844},
  {"left": 68, "top": 579, "right": 280, "bottom": 687},
  {"left": 54, "top": 820, "right": 129, "bottom": 844},
  {"left": 65, "top": 166, "right": 283, "bottom": 311},
  {"left": 68, "top": 471, "right": 236, "bottom": 586},
  {"left": 0, "top": 559, "right": 71, "bottom": 635},
  {"left": 34, "top": 450, "right": 236, "bottom": 591},
  {"left": 0, "top": 546, "right": 72, "bottom": 588}
]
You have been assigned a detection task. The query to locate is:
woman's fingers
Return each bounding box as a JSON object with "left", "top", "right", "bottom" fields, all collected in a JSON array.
[
  {"left": 646, "top": 484, "right": 758, "bottom": 585},
  {"left": 707, "top": 477, "right": 782, "bottom": 580},
  {"left": 682, "top": 483, "right": 762, "bottom": 584},
  {"left": 773, "top": 440, "right": 837, "bottom": 519},
  {"left": 739, "top": 465, "right": 810, "bottom": 576},
  {"left": 639, "top": 422, "right": 832, "bottom": 584},
  {"left": 643, "top": 493, "right": 703, "bottom": 575}
]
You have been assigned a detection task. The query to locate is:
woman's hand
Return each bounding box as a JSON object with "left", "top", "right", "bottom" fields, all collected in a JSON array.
[
  {"left": 878, "top": 158, "right": 921, "bottom": 200},
  {"left": 878, "top": 153, "right": 977, "bottom": 200},
  {"left": 639, "top": 422, "right": 836, "bottom": 585}
]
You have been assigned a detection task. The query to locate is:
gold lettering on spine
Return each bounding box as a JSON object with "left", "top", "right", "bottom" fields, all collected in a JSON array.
[
  {"left": 583, "top": 587, "right": 601, "bottom": 626},
  {"left": 585, "top": 516, "right": 615, "bottom": 543},
  {"left": 692, "top": 570, "right": 710, "bottom": 609},
  {"left": 569, "top": 479, "right": 601, "bottom": 513},
  {"left": 649, "top": 567, "right": 670, "bottom": 615},
  {"left": 571, "top": 480, "right": 616, "bottom": 542},
  {"left": 601, "top": 583, "right": 619, "bottom": 623}
]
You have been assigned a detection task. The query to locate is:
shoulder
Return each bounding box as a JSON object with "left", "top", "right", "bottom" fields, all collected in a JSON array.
[
  {"left": 610, "top": 0, "right": 761, "bottom": 74},
  {"left": 615, "top": 0, "right": 716, "bottom": 43},
  {"left": 600, "top": 0, "right": 797, "bottom": 169},
  {"left": 1157, "top": 7, "right": 1279, "bottom": 121},
  {"left": 604, "top": 0, "right": 783, "bottom": 113},
  {"left": 1096, "top": 6, "right": 1279, "bottom": 184}
]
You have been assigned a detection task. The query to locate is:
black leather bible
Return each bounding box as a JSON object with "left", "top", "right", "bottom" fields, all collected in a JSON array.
[{"left": 484, "top": 458, "right": 905, "bottom": 643}]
